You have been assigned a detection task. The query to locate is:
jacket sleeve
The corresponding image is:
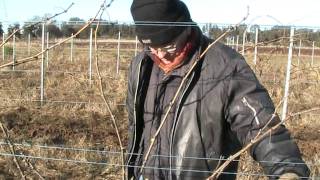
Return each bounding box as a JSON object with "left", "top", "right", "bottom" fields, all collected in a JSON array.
[{"left": 225, "top": 57, "right": 310, "bottom": 179}]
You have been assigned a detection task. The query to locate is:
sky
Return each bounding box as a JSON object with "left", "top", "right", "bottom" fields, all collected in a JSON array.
[{"left": 0, "top": 0, "right": 320, "bottom": 29}]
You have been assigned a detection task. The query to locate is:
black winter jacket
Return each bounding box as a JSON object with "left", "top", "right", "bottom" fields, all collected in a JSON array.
[{"left": 126, "top": 29, "right": 310, "bottom": 180}]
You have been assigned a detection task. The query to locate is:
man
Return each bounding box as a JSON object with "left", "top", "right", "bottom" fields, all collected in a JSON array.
[{"left": 126, "top": 0, "right": 310, "bottom": 179}]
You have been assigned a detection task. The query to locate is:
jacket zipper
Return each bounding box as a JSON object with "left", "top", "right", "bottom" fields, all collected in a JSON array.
[
  {"left": 127, "top": 59, "right": 143, "bottom": 169},
  {"left": 242, "top": 97, "right": 260, "bottom": 125}
]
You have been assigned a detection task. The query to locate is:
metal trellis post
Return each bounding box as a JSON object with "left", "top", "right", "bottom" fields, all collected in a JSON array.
[
  {"left": 298, "top": 39, "right": 302, "bottom": 66},
  {"left": 89, "top": 28, "right": 93, "bottom": 85},
  {"left": 2, "top": 33, "right": 5, "bottom": 61},
  {"left": 28, "top": 33, "right": 31, "bottom": 56},
  {"left": 116, "top": 31, "right": 121, "bottom": 75},
  {"left": 135, "top": 36, "right": 138, "bottom": 57},
  {"left": 46, "top": 32, "right": 49, "bottom": 67},
  {"left": 281, "top": 27, "right": 294, "bottom": 121},
  {"left": 231, "top": 36, "right": 235, "bottom": 49},
  {"left": 253, "top": 28, "right": 259, "bottom": 65},
  {"left": 236, "top": 35, "right": 239, "bottom": 52},
  {"left": 311, "top": 41, "right": 315, "bottom": 66},
  {"left": 242, "top": 31, "right": 246, "bottom": 56},
  {"left": 12, "top": 34, "right": 16, "bottom": 70},
  {"left": 40, "top": 23, "right": 45, "bottom": 106},
  {"left": 71, "top": 33, "right": 74, "bottom": 62}
]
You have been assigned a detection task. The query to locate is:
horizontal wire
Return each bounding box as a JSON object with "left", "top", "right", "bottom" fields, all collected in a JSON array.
[
  {"left": 2, "top": 20, "right": 319, "bottom": 29},
  {"left": 0, "top": 152, "right": 314, "bottom": 179},
  {"left": 261, "top": 80, "right": 320, "bottom": 84},
  {"left": 0, "top": 98, "right": 126, "bottom": 106},
  {"left": 5, "top": 44, "right": 319, "bottom": 53},
  {"left": 0, "top": 89, "right": 125, "bottom": 95},
  {"left": 1, "top": 69, "right": 319, "bottom": 84},
  {"left": 0, "top": 69, "right": 120, "bottom": 76},
  {"left": 0, "top": 141, "right": 318, "bottom": 167}
]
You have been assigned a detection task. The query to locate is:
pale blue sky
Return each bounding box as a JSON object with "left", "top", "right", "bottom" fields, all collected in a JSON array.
[{"left": 0, "top": 0, "right": 319, "bottom": 28}]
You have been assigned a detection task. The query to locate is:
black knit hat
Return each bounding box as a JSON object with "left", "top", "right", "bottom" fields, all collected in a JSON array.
[{"left": 131, "top": 0, "right": 193, "bottom": 46}]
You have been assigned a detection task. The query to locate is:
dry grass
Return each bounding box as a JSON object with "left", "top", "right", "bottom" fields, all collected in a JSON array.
[{"left": 0, "top": 41, "right": 319, "bottom": 179}]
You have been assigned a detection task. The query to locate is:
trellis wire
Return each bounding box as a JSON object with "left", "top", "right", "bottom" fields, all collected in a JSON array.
[
  {"left": 7, "top": 46, "right": 139, "bottom": 53},
  {"left": 0, "top": 152, "right": 315, "bottom": 179},
  {"left": 3, "top": 20, "right": 319, "bottom": 29},
  {"left": 0, "top": 98, "right": 126, "bottom": 106},
  {"left": 0, "top": 141, "right": 319, "bottom": 171},
  {"left": 0, "top": 141, "right": 319, "bottom": 167},
  {"left": 0, "top": 68, "right": 122, "bottom": 79}
]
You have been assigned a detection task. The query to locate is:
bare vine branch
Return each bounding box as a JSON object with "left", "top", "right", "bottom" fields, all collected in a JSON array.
[
  {"left": 207, "top": 104, "right": 320, "bottom": 179},
  {"left": 0, "top": 2, "right": 114, "bottom": 179},
  {"left": 0, "top": 3, "right": 105, "bottom": 69},
  {"left": 93, "top": 0, "right": 125, "bottom": 179},
  {"left": 0, "top": 3, "right": 74, "bottom": 48},
  {"left": 0, "top": 123, "right": 25, "bottom": 179}
]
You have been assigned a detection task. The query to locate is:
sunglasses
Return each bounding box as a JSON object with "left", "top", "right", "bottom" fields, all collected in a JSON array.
[
  {"left": 150, "top": 43, "right": 177, "bottom": 54},
  {"left": 149, "top": 27, "right": 191, "bottom": 54}
]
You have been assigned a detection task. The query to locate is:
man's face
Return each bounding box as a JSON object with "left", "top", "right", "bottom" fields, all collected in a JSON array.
[{"left": 149, "top": 27, "right": 191, "bottom": 63}]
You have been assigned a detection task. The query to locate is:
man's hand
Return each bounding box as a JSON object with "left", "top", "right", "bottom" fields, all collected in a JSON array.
[{"left": 279, "top": 173, "right": 300, "bottom": 180}]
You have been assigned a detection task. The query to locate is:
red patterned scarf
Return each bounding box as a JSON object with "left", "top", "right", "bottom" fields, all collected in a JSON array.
[{"left": 151, "top": 35, "right": 194, "bottom": 74}]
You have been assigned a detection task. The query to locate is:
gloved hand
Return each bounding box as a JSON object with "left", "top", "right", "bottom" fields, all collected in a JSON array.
[{"left": 279, "top": 173, "right": 300, "bottom": 180}]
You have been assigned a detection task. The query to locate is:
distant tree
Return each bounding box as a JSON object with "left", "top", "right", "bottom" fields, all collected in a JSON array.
[
  {"left": 209, "top": 24, "right": 223, "bottom": 39},
  {"left": 118, "top": 23, "right": 135, "bottom": 38},
  {"left": 250, "top": 24, "right": 260, "bottom": 32},
  {"left": 22, "top": 16, "right": 43, "bottom": 38},
  {"left": 47, "top": 23, "right": 62, "bottom": 38},
  {"left": 7, "top": 23, "right": 21, "bottom": 38},
  {"left": 41, "top": 14, "right": 63, "bottom": 38},
  {"left": 61, "top": 17, "right": 88, "bottom": 38},
  {"left": 104, "top": 22, "right": 118, "bottom": 38},
  {"left": 22, "top": 23, "right": 38, "bottom": 38},
  {"left": 0, "top": 22, "right": 3, "bottom": 35},
  {"left": 60, "top": 21, "right": 75, "bottom": 37},
  {"left": 21, "top": 15, "right": 62, "bottom": 39}
]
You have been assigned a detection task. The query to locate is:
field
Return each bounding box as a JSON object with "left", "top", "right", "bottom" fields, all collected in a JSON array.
[{"left": 0, "top": 38, "right": 320, "bottom": 179}]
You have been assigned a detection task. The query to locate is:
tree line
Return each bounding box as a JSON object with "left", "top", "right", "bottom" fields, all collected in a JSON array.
[
  {"left": 1, "top": 17, "right": 135, "bottom": 40},
  {"left": 1, "top": 18, "right": 320, "bottom": 46},
  {"left": 202, "top": 24, "right": 320, "bottom": 46}
]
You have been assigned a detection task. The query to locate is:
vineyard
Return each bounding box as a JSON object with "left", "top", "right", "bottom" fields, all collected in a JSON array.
[
  {"left": 0, "top": 30, "right": 319, "bottom": 179},
  {"left": 0, "top": 1, "right": 320, "bottom": 175}
]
